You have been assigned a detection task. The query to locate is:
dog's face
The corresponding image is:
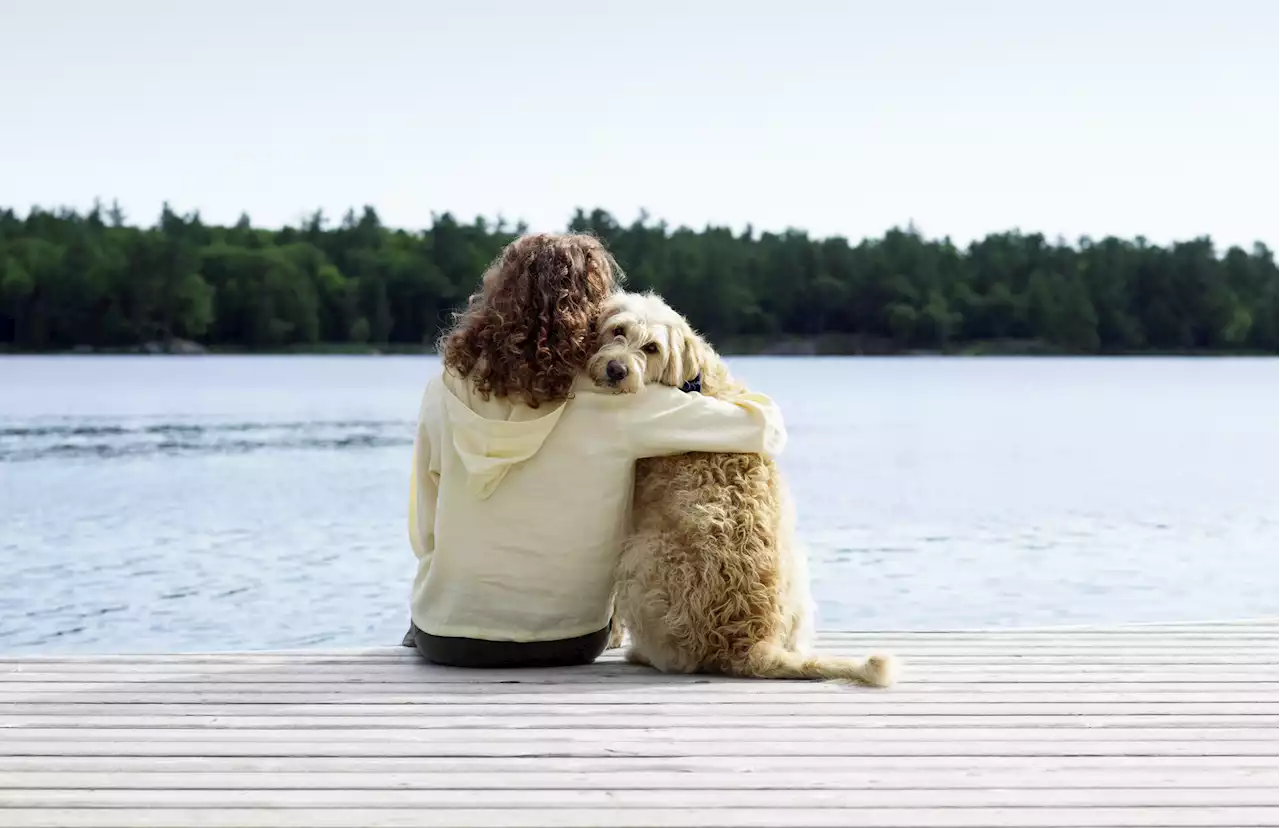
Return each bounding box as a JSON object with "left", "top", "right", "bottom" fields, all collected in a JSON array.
[{"left": 588, "top": 292, "right": 703, "bottom": 394}]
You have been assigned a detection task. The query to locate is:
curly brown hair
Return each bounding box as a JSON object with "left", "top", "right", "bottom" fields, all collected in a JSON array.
[{"left": 439, "top": 233, "right": 623, "bottom": 408}]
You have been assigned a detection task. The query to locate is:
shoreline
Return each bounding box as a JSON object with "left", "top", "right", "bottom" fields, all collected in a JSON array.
[{"left": 1, "top": 341, "right": 1274, "bottom": 358}]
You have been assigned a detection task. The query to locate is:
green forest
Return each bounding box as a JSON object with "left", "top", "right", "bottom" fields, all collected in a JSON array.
[{"left": 1, "top": 202, "right": 1276, "bottom": 354}]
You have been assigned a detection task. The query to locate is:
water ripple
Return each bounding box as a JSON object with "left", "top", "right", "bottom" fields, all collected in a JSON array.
[{"left": 0, "top": 419, "right": 414, "bottom": 462}]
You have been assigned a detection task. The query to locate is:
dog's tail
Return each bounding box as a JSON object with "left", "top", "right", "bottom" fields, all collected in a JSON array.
[{"left": 734, "top": 642, "right": 899, "bottom": 686}]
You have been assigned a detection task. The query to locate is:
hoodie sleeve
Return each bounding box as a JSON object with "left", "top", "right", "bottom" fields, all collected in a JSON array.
[
  {"left": 625, "top": 385, "right": 787, "bottom": 460},
  {"left": 408, "top": 393, "right": 442, "bottom": 568}
]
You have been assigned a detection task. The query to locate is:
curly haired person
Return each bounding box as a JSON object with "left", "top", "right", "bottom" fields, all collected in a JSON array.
[{"left": 404, "top": 232, "right": 787, "bottom": 668}]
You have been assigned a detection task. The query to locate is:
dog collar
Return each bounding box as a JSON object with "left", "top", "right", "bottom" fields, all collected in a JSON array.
[{"left": 680, "top": 373, "right": 702, "bottom": 394}]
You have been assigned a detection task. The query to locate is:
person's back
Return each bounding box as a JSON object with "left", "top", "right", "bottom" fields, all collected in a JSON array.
[{"left": 406, "top": 233, "right": 786, "bottom": 667}]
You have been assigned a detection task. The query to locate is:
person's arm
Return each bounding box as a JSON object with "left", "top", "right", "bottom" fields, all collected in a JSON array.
[
  {"left": 625, "top": 384, "right": 787, "bottom": 459},
  {"left": 408, "top": 393, "right": 441, "bottom": 569}
]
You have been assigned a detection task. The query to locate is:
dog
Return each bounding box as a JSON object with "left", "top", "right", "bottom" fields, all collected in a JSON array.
[{"left": 589, "top": 291, "right": 897, "bottom": 686}]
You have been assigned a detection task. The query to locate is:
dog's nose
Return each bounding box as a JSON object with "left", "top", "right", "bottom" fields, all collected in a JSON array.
[{"left": 606, "top": 360, "right": 628, "bottom": 382}]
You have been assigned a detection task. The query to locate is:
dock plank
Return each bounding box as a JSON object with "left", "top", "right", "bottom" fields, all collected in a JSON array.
[
  {"left": 2, "top": 768, "right": 1276, "bottom": 790},
  {"left": 0, "top": 621, "right": 1275, "bottom": 827},
  {"left": 1, "top": 806, "right": 1277, "bottom": 827}
]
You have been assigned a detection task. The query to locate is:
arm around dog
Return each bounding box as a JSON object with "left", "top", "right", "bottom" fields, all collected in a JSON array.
[{"left": 624, "top": 384, "right": 787, "bottom": 459}]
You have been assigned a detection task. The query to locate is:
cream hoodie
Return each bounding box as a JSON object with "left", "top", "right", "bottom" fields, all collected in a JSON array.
[{"left": 408, "top": 368, "right": 787, "bottom": 642}]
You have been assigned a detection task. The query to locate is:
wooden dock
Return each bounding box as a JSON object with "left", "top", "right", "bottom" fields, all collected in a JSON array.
[{"left": 1, "top": 619, "right": 1276, "bottom": 827}]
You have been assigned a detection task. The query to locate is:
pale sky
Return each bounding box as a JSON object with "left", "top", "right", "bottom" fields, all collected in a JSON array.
[{"left": 2, "top": 0, "right": 1277, "bottom": 249}]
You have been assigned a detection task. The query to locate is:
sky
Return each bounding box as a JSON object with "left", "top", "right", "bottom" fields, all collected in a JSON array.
[{"left": 1, "top": 0, "right": 1277, "bottom": 249}]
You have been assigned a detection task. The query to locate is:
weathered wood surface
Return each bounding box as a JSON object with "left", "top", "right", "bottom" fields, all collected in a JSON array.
[{"left": 1, "top": 619, "right": 1276, "bottom": 827}]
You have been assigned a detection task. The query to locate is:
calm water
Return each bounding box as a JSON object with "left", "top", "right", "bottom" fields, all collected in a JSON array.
[{"left": 0, "top": 356, "right": 1276, "bottom": 654}]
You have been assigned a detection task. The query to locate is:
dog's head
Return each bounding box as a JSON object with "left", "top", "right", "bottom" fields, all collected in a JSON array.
[{"left": 588, "top": 292, "right": 705, "bottom": 394}]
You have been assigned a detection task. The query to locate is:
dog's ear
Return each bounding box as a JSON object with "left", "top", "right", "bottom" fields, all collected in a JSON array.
[
  {"left": 661, "top": 330, "right": 686, "bottom": 388},
  {"left": 667, "top": 325, "right": 703, "bottom": 387}
]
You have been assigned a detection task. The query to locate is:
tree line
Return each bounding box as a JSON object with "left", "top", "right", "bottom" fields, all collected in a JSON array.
[{"left": 1, "top": 202, "right": 1275, "bottom": 354}]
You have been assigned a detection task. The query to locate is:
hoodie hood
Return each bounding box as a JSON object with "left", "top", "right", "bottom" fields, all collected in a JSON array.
[{"left": 440, "top": 378, "right": 566, "bottom": 500}]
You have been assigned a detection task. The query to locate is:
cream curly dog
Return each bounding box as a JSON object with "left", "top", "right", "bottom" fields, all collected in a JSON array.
[{"left": 589, "top": 291, "right": 897, "bottom": 686}]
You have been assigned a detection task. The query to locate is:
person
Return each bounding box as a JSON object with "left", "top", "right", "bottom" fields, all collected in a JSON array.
[{"left": 404, "top": 232, "right": 786, "bottom": 668}]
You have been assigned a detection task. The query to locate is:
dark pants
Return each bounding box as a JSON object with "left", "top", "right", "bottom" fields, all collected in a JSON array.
[{"left": 402, "top": 621, "right": 610, "bottom": 668}]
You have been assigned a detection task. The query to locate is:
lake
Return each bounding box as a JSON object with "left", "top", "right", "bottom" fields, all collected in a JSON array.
[{"left": 0, "top": 355, "right": 1276, "bottom": 654}]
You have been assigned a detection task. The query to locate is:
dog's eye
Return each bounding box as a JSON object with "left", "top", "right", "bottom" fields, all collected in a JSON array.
[
  {"left": 612, "top": 326, "right": 625, "bottom": 338},
  {"left": 642, "top": 343, "right": 659, "bottom": 354}
]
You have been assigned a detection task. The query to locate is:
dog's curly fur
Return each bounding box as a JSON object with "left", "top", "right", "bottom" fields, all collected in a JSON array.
[{"left": 590, "top": 292, "right": 898, "bottom": 686}]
